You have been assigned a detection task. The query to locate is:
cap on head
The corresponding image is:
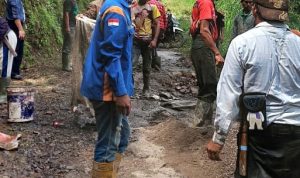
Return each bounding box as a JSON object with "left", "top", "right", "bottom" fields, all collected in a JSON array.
[{"left": 253, "top": 0, "right": 289, "bottom": 21}]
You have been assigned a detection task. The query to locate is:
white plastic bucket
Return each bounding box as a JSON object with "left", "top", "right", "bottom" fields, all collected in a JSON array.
[{"left": 6, "top": 87, "right": 35, "bottom": 122}]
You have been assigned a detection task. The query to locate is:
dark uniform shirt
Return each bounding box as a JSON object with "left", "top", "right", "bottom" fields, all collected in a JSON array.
[
  {"left": 232, "top": 11, "right": 254, "bottom": 40},
  {"left": 63, "top": 0, "right": 78, "bottom": 28}
]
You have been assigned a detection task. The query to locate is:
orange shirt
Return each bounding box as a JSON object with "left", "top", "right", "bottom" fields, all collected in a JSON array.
[{"left": 191, "top": 0, "right": 218, "bottom": 41}]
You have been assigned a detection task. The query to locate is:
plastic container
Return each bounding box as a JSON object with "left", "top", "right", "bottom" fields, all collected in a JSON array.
[{"left": 6, "top": 86, "right": 35, "bottom": 122}]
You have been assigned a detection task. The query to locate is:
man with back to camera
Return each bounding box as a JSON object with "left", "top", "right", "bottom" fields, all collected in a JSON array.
[{"left": 207, "top": 0, "right": 300, "bottom": 177}]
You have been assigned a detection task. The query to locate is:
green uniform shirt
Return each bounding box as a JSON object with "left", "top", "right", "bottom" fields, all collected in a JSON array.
[
  {"left": 232, "top": 11, "right": 255, "bottom": 40},
  {"left": 63, "top": 0, "right": 78, "bottom": 28}
]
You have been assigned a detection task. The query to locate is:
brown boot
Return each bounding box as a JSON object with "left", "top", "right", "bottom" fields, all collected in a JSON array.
[
  {"left": 114, "top": 153, "right": 122, "bottom": 173},
  {"left": 91, "top": 161, "right": 117, "bottom": 178}
]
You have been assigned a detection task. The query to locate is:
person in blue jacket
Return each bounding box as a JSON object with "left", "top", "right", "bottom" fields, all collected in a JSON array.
[
  {"left": 80, "top": 0, "right": 134, "bottom": 176},
  {"left": 6, "top": 0, "right": 26, "bottom": 80}
]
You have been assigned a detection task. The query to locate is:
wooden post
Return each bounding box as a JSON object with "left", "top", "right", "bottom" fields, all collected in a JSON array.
[{"left": 239, "top": 119, "right": 248, "bottom": 176}]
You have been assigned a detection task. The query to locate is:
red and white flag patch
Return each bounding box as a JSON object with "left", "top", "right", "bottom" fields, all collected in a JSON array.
[{"left": 108, "top": 18, "right": 120, "bottom": 26}]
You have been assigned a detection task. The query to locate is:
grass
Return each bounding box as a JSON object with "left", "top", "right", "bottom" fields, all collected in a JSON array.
[{"left": 0, "top": 0, "right": 90, "bottom": 64}]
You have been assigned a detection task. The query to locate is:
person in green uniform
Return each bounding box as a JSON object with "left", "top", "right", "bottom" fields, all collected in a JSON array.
[
  {"left": 62, "top": 0, "right": 78, "bottom": 71},
  {"left": 231, "top": 0, "right": 254, "bottom": 40}
]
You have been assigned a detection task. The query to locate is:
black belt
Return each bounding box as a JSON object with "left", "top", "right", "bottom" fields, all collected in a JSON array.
[{"left": 250, "top": 123, "right": 300, "bottom": 137}]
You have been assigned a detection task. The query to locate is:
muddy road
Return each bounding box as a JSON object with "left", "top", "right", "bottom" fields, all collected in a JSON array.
[{"left": 0, "top": 49, "right": 237, "bottom": 178}]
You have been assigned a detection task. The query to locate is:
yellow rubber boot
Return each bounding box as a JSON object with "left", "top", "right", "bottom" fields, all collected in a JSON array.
[
  {"left": 114, "top": 153, "right": 122, "bottom": 173},
  {"left": 91, "top": 161, "right": 116, "bottom": 178}
]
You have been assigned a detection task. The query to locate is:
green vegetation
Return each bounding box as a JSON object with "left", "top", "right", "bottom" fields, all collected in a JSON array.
[
  {"left": 1, "top": 0, "right": 300, "bottom": 63},
  {"left": 0, "top": 0, "right": 89, "bottom": 63}
]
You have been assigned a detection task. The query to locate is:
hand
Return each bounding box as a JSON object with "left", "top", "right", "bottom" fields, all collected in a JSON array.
[
  {"left": 115, "top": 95, "right": 131, "bottom": 116},
  {"left": 149, "top": 39, "right": 157, "bottom": 48},
  {"left": 19, "top": 30, "right": 25, "bottom": 40},
  {"left": 215, "top": 53, "right": 224, "bottom": 67},
  {"left": 206, "top": 140, "right": 223, "bottom": 161},
  {"left": 65, "top": 27, "right": 71, "bottom": 33}
]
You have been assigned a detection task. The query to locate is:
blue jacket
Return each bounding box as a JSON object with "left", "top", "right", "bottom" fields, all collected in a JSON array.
[
  {"left": 80, "top": 0, "right": 134, "bottom": 101},
  {"left": 6, "top": 0, "right": 26, "bottom": 22}
]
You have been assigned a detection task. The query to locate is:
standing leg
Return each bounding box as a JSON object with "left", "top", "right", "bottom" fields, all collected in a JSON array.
[
  {"left": 115, "top": 116, "right": 130, "bottom": 172},
  {"left": 91, "top": 101, "right": 122, "bottom": 178},
  {"left": 141, "top": 41, "right": 152, "bottom": 96},
  {"left": 11, "top": 39, "right": 24, "bottom": 77},
  {"left": 132, "top": 39, "right": 141, "bottom": 69},
  {"left": 191, "top": 37, "right": 217, "bottom": 127},
  {"left": 62, "top": 28, "right": 75, "bottom": 71},
  {"left": 118, "top": 116, "right": 130, "bottom": 153},
  {"left": 7, "top": 20, "right": 24, "bottom": 80},
  {"left": 151, "top": 47, "right": 161, "bottom": 70}
]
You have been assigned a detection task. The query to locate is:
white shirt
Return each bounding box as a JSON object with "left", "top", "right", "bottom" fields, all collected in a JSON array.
[{"left": 213, "top": 22, "right": 300, "bottom": 145}]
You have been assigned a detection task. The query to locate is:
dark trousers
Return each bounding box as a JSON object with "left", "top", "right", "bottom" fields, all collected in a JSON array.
[
  {"left": 132, "top": 38, "right": 152, "bottom": 90},
  {"left": 62, "top": 27, "right": 75, "bottom": 70},
  {"left": 235, "top": 124, "right": 300, "bottom": 178},
  {"left": 7, "top": 20, "right": 24, "bottom": 76},
  {"left": 190, "top": 35, "right": 217, "bottom": 103}
]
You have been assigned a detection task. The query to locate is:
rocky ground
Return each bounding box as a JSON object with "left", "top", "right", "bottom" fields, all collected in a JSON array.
[{"left": 0, "top": 49, "right": 237, "bottom": 178}]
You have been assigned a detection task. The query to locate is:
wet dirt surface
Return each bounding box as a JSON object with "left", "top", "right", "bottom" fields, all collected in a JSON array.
[{"left": 0, "top": 49, "right": 237, "bottom": 178}]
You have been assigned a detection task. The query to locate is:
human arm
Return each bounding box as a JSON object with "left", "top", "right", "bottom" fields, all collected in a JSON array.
[
  {"left": 198, "top": 1, "right": 223, "bottom": 65},
  {"left": 100, "top": 12, "right": 131, "bottom": 114},
  {"left": 63, "top": 0, "right": 71, "bottom": 32},
  {"left": 149, "top": 5, "right": 161, "bottom": 48},
  {"left": 64, "top": 12, "right": 70, "bottom": 32},
  {"left": 14, "top": 19, "right": 25, "bottom": 40},
  {"left": 8, "top": 0, "right": 25, "bottom": 39},
  {"left": 199, "top": 19, "right": 223, "bottom": 65},
  {"left": 206, "top": 40, "right": 244, "bottom": 160},
  {"left": 150, "top": 17, "right": 160, "bottom": 48}
]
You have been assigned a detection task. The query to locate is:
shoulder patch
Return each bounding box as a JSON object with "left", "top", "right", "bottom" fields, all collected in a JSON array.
[{"left": 108, "top": 18, "right": 120, "bottom": 26}]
